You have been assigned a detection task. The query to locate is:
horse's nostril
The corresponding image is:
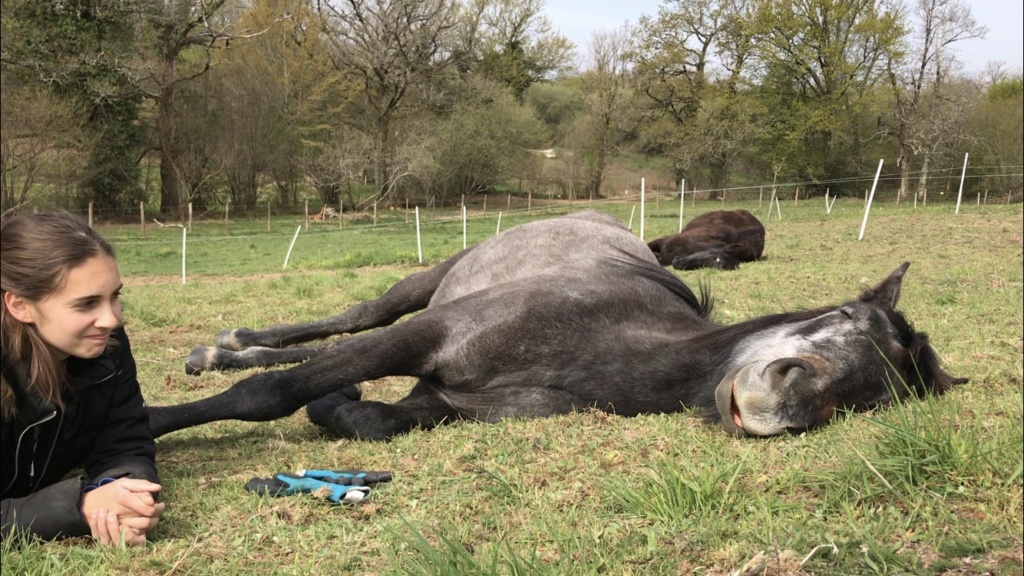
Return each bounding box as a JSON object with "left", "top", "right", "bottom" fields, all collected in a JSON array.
[{"left": 766, "top": 358, "right": 815, "bottom": 390}]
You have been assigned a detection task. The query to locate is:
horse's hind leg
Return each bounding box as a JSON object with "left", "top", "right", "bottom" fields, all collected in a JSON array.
[
  {"left": 215, "top": 250, "right": 471, "bottom": 351},
  {"left": 305, "top": 380, "right": 460, "bottom": 441}
]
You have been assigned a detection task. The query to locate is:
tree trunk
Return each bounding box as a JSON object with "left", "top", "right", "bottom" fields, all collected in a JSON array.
[
  {"left": 917, "top": 153, "right": 930, "bottom": 205},
  {"left": 591, "top": 146, "right": 607, "bottom": 201},
  {"left": 373, "top": 117, "right": 390, "bottom": 203},
  {"left": 158, "top": 13, "right": 180, "bottom": 216},
  {"left": 897, "top": 138, "right": 909, "bottom": 204},
  {"left": 588, "top": 111, "right": 612, "bottom": 200},
  {"left": 158, "top": 100, "right": 179, "bottom": 215}
]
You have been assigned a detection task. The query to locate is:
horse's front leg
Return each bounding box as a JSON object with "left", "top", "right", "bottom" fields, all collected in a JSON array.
[
  {"left": 185, "top": 343, "right": 332, "bottom": 375},
  {"left": 214, "top": 250, "right": 470, "bottom": 351}
]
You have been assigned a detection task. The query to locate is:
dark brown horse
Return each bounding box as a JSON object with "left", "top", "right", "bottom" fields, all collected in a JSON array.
[
  {"left": 648, "top": 209, "right": 766, "bottom": 270},
  {"left": 148, "top": 210, "right": 963, "bottom": 441}
]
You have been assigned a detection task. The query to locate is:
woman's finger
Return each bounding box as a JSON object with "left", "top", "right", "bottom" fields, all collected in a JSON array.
[
  {"left": 121, "top": 514, "right": 159, "bottom": 533},
  {"left": 90, "top": 509, "right": 112, "bottom": 546},
  {"left": 116, "top": 478, "right": 163, "bottom": 494},
  {"left": 87, "top": 510, "right": 103, "bottom": 543},
  {"left": 122, "top": 524, "right": 148, "bottom": 547},
  {"left": 117, "top": 489, "right": 166, "bottom": 519},
  {"left": 104, "top": 511, "right": 122, "bottom": 547}
]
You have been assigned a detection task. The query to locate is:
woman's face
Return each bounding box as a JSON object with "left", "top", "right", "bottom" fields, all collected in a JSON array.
[{"left": 7, "top": 255, "right": 124, "bottom": 360}]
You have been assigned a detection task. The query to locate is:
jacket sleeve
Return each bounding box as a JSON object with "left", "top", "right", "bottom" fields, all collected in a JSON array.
[
  {"left": 83, "top": 329, "right": 160, "bottom": 487},
  {"left": 1, "top": 476, "right": 90, "bottom": 541}
]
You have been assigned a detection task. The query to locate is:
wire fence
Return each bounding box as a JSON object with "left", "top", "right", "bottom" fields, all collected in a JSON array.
[
  {"left": 15, "top": 161, "right": 1005, "bottom": 284},
  {"left": 51, "top": 164, "right": 1017, "bottom": 227}
]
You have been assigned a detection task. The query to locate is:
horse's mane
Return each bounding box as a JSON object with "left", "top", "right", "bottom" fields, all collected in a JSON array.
[
  {"left": 697, "top": 307, "right": 833, "bottom": 351},
  {"left": 606, "top": 253, "right": 713, "bottom": 319}
]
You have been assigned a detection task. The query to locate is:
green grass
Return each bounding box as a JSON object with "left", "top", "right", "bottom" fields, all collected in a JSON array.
[{"left": 4, "top": 198, "right": 1022, "bottom": 575}]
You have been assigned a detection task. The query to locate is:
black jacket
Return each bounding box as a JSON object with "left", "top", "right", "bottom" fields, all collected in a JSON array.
[{"left": 1, "top": 327, "right": 159, "bottom": 541}]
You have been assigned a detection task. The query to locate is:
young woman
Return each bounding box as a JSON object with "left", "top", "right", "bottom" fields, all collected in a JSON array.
[{"left": 1, "top": 211, "right": 165, "bottom": 546}]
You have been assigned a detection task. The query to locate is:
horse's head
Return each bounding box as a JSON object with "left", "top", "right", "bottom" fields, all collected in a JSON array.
[
  {"left": 714, "top": 263, "right": 966, "bottom": 437},
  {"left": 674, "top": 248, "right": 741, "bottom": 270}
]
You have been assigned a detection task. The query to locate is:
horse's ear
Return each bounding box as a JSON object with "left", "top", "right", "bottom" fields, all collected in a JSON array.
[{"left": 861, "top": 262, "right": 910, "bottom": 310}]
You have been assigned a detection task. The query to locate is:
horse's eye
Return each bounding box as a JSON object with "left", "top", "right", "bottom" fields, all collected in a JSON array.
[{"left": 838, "top": 306, "right": 854, "bottom": 319}]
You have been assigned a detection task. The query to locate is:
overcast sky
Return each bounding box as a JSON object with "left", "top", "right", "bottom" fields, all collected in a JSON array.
[{"left": 543, "top": 0, "right": 1024, "bottom": 74}]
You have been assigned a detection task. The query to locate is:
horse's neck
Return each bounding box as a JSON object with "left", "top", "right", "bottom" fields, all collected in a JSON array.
[
  {"left": 671, "top": 312, "right": 807, "bottom": 381},
  {"left": 693, "top": 309, "right": 827, "bottom": 371}
]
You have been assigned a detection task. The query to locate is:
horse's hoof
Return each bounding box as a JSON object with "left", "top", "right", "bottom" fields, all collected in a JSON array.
[
  {"left": 185, "top": 346, "right": 215, "bottom": 375},
  {"left": 215, "top": 328, "right": 245, "bottom": 350},
  {"left": 341, "top": 383, "right": 362, "bottom": 401},
  {"left": 306, "top": 391, "right": 354, "bottom": 427}
]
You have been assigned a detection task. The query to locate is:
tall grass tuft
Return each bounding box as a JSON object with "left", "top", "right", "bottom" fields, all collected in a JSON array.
[
  {"left": 389, "top": 522, "right": 553, "bottom": 576},
  {"left": 604, "top": 456, "right": 743, "bottom": 524},
  {"left": 843, "top": 384, "right": 1021, "bottom": 502}
]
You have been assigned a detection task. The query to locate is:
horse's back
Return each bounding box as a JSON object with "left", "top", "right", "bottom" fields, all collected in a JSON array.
[
  {"left": 431, "top": 210, "right": 655, "bottom": 305},
  {"left": 685, "top": 208, "right": 757, "bottom": 229},
  {"left": 682, "top": 209, "right": 765, "bottom": 259}
]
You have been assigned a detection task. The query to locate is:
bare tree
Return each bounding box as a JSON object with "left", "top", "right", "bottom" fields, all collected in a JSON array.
[
  {"left": 910, "top": 77, "right": 978, "bottom": 201},
  {"left": 135, "top": 0, "right": 288, "bottom": 215},
  {"left": 0, "top": 81, "right": 88, "bottom": 215},
  {"left": 885, "top": 0, "right": 985, "bottom": 201},
  {"left": 317, "top": 0, "right": 460, "bottom": 204},
  {"left": 201, "top": 0, "right": 352, "bottom": 212},
  {"left": 137, "top": 0, "right": 232, "bottom": 215},
  {"left": 576, "top": 27, "right": 630, "bottom": 200},
  {"left": 631, "top": 0, "right": 754, "bottom": 189},
  {"left": 971, "top": 69, "right": 1023, "bottom": 197}
]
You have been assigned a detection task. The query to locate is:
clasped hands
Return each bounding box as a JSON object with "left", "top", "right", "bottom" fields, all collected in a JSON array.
[{"left": 80, "top": 478, "right": 165, "bottom": 547}]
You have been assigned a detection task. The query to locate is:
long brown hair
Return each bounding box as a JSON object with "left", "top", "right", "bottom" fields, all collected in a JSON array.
[{"left": 1, "top": 211, "right": 117, "bottom": 420}]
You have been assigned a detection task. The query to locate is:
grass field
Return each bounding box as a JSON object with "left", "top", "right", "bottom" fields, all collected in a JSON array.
[{"left": 4, "top": 198, "right": 1022, "bottom": 575}]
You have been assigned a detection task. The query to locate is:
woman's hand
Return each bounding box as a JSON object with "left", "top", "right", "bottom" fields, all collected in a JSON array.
[
  {"left": 87, "top": 509, "right": 150, "bottom": 546},
  {"left": 81, "top": 478, "right": 166, "bottom": 546}
]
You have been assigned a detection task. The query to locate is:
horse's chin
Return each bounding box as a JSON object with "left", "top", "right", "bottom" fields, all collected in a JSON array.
[{"left": 715, "top": 368, "right": 749, "bottom": 438}]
